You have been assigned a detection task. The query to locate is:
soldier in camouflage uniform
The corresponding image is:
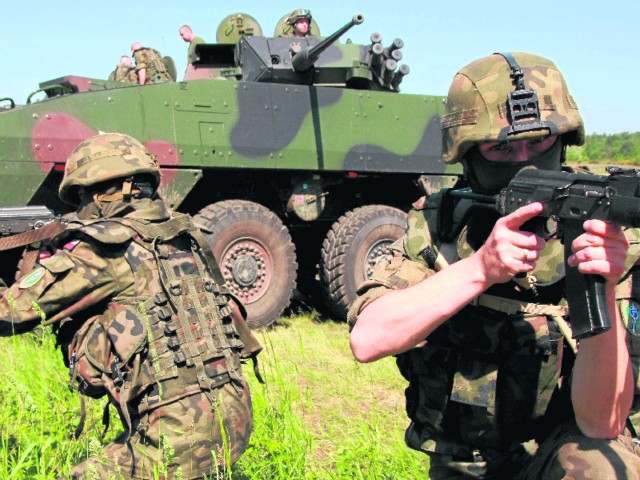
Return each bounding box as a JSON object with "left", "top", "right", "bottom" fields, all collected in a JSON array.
[
  {"left": 130, "top": 41, "right": 173, "bottom": 85},
  {"left": 349, "top": 52, "right": 640, "bottom": 479},
  {"left": 108, "top": 55, "right": 138, "bottom": 84},
  {"left": 0, "top": 133, "right": 262, "bottom": 479},
  {"left": 285, "top": 9, "right": 312, "bottom": 37}
]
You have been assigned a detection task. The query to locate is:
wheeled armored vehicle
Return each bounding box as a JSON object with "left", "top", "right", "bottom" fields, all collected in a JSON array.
[{"left": 0, "top": 12, "right": 461, "bottom": 328}]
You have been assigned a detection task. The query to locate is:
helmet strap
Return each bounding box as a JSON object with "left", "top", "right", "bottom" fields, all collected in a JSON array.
[
  {"left": 77, "top": 197, "right": 102, "bottom": 220},
  {"left": 92, "top": 177, "right": 142, "bottom": 206},
  {"left": 122, "top": 177, "right": 134, "bottom": 200},
  {"left": 495, "top": 52, "right": 559, "bottom": 142}
]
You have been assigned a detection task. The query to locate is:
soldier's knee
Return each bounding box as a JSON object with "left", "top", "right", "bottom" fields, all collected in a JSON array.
[{"left": 553, "top": 435, "right": 640, "bottom": 480}]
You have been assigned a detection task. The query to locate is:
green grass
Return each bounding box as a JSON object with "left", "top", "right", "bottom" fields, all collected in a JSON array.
[{"left": 0, "top": 311, "right": 429, "bottom": 479}]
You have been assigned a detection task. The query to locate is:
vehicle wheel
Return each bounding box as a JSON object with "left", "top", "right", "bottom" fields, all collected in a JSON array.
[
  {"left": 320, "top": 205, "right": 407, "bottom": 320},
  {"left": 193, "top": 200, "right": 297, "bottom": 329}
]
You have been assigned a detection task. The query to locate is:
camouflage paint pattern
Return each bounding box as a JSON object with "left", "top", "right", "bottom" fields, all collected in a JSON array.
[
  {"left": 0, "top": 15, "right": 460, "bottom": 328},
  {"left": 0, "top": 18, "right": 460, "bottom": 210},
  {"left": 441, "top": 52, "right": 585, "bottom": 164}
]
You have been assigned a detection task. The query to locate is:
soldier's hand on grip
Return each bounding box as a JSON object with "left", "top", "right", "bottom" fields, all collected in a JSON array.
[
  {"left": 568, "top": 220, "right": 629, "bottom": 287},
  {"left": 476, "top": 202, "right": 546, "bottom": 285}
]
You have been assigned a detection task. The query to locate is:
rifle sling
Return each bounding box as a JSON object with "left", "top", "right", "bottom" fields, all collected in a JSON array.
[{"left": 0, "top": 220, "right": 66, "bottom": 251}]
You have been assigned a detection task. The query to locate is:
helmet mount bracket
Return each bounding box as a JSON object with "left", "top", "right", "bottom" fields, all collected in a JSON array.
[{"left": 495, "top": 52, "right": 559, "bottom": 142}]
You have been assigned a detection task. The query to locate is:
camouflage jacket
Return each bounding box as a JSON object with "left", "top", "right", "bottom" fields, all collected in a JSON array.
[
  {"left": 110, "top": 64, "right": 137, "bottom": 84},
  {"left": 132, "top": 47, "right": 172, "bottom": 84},
  {"left": 349, "top": 190, "right": 640, "bottom": 476},
  {"left": 0, "top": 199, "right": 257, "bottom": 418}
]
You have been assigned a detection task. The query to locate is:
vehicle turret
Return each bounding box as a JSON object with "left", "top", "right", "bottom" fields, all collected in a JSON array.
[
  {"left": 190, "top": 13, "right": 410, "bottom": 91},
  {"left": 291, "top": 14, "right": 364, "bottom": 72}
]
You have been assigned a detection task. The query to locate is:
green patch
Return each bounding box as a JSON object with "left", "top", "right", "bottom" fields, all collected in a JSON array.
[
  {"left": 626, "top": 301, "right": 640, "bottom": 336},
  {"left": 19, "top": 268, "right": 45, "bottom": 289}
]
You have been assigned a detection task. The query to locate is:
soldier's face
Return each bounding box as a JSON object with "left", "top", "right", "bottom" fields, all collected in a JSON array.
[
  {"left": 479, "top": 135, "right": 558, "bottom": 163},
  {"left": 295, "top": 19, "right": 309, "bottom": 34},
  {"left": 180, "top": 28, "right": 194, "bottom": 42}
]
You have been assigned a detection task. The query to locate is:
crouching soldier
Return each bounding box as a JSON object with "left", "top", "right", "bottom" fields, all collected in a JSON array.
[{"left": 0, "top": 132, "right": 262, "bottom": 479}]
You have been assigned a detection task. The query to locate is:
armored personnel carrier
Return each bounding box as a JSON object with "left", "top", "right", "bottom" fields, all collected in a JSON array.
[{"left": 0, "top": 12, "right": 461, "bottom": 328}]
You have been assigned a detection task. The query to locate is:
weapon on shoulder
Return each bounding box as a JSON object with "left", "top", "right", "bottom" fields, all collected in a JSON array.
[
  {"left": 0, "top": 206, "right": 68, "bottom": 279},
  {"left": 444, "top": 167, "right": 640, "bottom": 339},
  {"left": 0, "top": 206, "right": 67, "bottom": 250}
]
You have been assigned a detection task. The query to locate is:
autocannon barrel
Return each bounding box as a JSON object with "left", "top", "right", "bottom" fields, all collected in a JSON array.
[{"left": 292, "top": 13, "right": 365, "bottom": 72}]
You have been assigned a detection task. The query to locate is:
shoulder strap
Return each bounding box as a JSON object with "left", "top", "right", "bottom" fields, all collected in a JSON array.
[{"left": 110, "top": 214, "right": 193, "bottom": 243}]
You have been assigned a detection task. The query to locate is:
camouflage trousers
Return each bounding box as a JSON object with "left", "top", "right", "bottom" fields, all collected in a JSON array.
[
  {"left": 427, "top": 420, "right": 640, "bottom": 480},
  {"left": 64, "top": 381, "right": 253, "bottom": 480}
]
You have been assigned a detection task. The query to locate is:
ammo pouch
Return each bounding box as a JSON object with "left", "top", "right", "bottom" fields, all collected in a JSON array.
[
  {"left": 68, "top": 304, "right": 148, "bottom": 401},
  {"left": 398, "top": 296, "right": 566, "bottom": 456}
]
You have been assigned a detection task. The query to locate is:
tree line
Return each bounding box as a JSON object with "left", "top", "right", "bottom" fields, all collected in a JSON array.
[{"left": 566, "top": 132, "right": 640, "bottom": 165}]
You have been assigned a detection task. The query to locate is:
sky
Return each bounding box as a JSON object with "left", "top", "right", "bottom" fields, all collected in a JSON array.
[{"left": 1, "top": 0, "right": 638, "bottom": 134}]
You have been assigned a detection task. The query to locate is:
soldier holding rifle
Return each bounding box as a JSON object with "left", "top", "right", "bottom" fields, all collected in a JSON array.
[{"left": 349, "top": 52, "right": 640, "bottom": 478}]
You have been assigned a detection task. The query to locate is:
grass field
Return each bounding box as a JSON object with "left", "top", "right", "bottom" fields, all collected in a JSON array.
[{"left": 0, "top": 307, "right": 429, "bottom": 479}]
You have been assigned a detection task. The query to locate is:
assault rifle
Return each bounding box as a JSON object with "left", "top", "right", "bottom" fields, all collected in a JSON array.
[
  {"left": 443, "top": 167, "right": 640, "bottom": 339},
  {"left": 0, "top": 206, "right": 67, "bottom": 276},
  {"left": 0, "top": 206, "right": 62, "bottom": 236}
]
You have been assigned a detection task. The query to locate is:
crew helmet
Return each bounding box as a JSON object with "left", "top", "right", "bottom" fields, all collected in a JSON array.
[
  {"left": 59, "top": 133, "right": 161, "bottom": 206},
  {"left": 441, "top": 52, "right": 585, "bottom": 164},
  {"left": 286, "top": 8, "right": 312, "bottom": 25}
]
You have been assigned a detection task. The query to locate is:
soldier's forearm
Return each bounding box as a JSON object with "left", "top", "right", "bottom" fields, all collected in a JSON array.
[{"left": 571, "top": 290, "right": 634, "bottom": 438}]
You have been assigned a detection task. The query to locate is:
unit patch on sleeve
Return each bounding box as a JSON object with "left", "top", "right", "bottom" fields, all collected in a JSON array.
[
  {"left": 623, "top": 299, "right": 640, "bottom": 336},
  {"left": 19, "top": 267, "right": 46, "bottom": 289}
]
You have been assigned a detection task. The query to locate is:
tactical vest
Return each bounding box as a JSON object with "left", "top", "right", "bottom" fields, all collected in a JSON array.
[
  {"left": 112, "top": 65, "right": 137, "bottom": 84},
  {"left": 137, "top": 48, "right": 169, "bottom": 84},
  {"left": 65, "top": 213, "right": 249, "bottom": 427},
  {"left": 397, "top": 191, "right": 571, "bottom": 466}
]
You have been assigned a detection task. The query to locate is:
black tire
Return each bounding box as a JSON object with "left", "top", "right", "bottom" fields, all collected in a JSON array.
[
  {"left": 320, "top": 205, "right": 407, "bottom": 320},
  {"left": 193, "top": 200, "right": 297, "bottom": 329}
]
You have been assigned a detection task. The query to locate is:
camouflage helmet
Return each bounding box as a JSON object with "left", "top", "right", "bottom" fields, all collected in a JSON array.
[
  {"left": 286, "top": 8, "right": 312, "bottom": 25},
  {"left": 59, "top": 133, "right": 161, "bottom": 205},
  {"left": 441, "top": 52, "right": 585, "bottom": 164}
]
